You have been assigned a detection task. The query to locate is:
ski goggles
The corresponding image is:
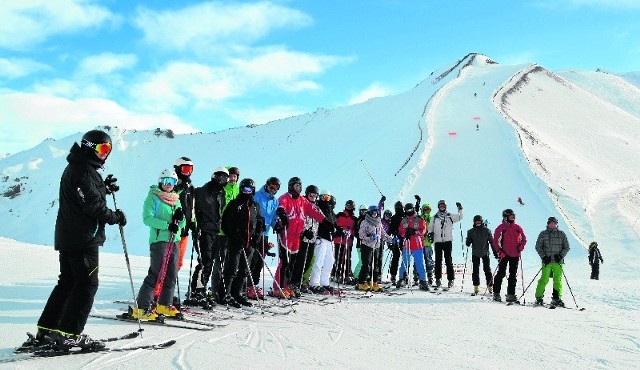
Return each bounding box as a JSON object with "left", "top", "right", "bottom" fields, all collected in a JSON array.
[
  {"left": 268, "top": 183, "right": 280, "bottom": 192},
  {"left": 241, "top": 186, "right": 253, "bottom": 194},
  {"left": 82, "top": 140, "right": 112, "bottom": 156},
  {"left": 178, "top": 164, "right": 193, "bottom": 176},
  {"left": 160, "top": 177, "right": 177, "bottom": 186},
  {"left": 321, "top": 194, "right": 331, "bottom": 202},
  {"left": 307, "top": 193, "right": 318, "bottom": 199}
]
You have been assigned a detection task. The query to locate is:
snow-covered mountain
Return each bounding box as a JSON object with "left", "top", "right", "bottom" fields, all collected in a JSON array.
[{"left": 1, "top": 53, "right": 639, "bottom": 267}]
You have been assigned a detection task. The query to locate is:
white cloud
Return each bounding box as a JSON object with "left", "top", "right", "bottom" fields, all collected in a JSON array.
[
  {"left": 348, "top": 83, "right": 393, "bottom": 105},
  {"left": 134, "top": 1, "right": 312, "bottom": 51},
  {"left": 0, "top": 92, "right": 196, "bottom": 155},
  {"left": 77, "top": 53, "right": 138, "bottom": 77},
  {"left": 0, "top": 0, "right": 117, "bottom": 50},
  {"left": 0, "top": 57, "right": 49, "bottom": 79}
]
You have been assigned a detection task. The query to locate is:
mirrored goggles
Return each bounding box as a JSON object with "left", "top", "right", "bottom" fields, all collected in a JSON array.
[
  {"left": 160, "top": 177, "right": 177, "bottom": 186},
  {"left": 179, "top": 164, "right": 193, "bottom": 176},
  {"left": 241, "top": 186, "right": 253, "bottom": 194},
  {"left": 83, "top": 139, "right": 112, "bottom": 156}
]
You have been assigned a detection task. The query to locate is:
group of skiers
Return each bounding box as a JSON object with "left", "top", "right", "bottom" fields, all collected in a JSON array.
[{"left": 28, "top": 129, "right": 604, "bottom": 353}]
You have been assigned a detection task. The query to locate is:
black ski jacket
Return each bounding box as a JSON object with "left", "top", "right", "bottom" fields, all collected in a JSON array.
[
  {"left": 316, "top": 200, "right": 336, "bottom": 241},
  {"left": 54, "top": 143, "right": 120, "bottom": 251},
  {"left": 194, "top": 181, "right": 225, "bottom": 235},
  {"left": 221, "top": 194, "right": 264, "bottom": 248},
  {"left": 176, "top": 180, "right": 195, "bottom": 237}
]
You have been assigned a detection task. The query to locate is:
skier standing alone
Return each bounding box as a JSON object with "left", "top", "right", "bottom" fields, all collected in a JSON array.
[
  {"left": 34, "top": 129, "right": 126, "bottom": 350},
  {"left": 588, "top": 241, "right": 603, "bottom": 280}
]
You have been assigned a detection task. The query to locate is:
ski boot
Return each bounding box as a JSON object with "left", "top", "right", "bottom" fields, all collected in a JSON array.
[
  {"left": 534, "top": 297, "right": 544, "bottom": 306},
  {"left": 233, "top": 295, "right": 253, "bottom": 307},
  {"left": 129, "top": 306, "right": 160, "bottom": 321},
  {"left": 50, "top": 332, "right": 106, "bottom": 351},
  {"left": 550, "top": 298, "right": 565, "bottom": 307},
  {"left": 505, "top": 294, "right": 518, "bottom": 303},
  {"left": 156, "top": 304, "right": 182, "bottom": 318},
  {"left": 448, "top": 280, "right": 455, "bottom": 289},
  {"left": 473, "top": 285, "right": 480, "bottom": 295},
  {"left": 492, "top": 292, "right": 502, "bottom": 302},
  {"left": 371, "top": 282, "right": 382, "bottom": 292},
  {"left": 419, "top": 280, "right": 430, "bottom": 291},
  {"left": 357, "top": 282, "right": 371, "bottom": 291}
]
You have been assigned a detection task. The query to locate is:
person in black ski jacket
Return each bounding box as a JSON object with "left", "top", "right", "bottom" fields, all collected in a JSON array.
[
  {"left": 173, "top": 157, "right": 196, "bottom": 271},
  {"left": 220, "top": 178, "right": 264, "bottom": 308},
  {"left": 388, "top": 201, "right": 405, "bottom": 284},
  {"left": 35, "top": 129, "right": 126, "bottom": 351},
  {"left": 189, "top": 167, "right": 228, "bottom": 302},
  {"left": 588, "top": 241, "right": 603, "bottom": 280},
  {"left": 465, "top": 215, "right": 494, "bottom": 295}
]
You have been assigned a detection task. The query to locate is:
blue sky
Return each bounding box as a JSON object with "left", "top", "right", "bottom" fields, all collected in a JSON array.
[{"left": 1, "top": 0, "right": 639, "bottom": 155}]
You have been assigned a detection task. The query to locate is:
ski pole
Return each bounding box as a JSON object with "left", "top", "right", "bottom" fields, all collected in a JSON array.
[
  {"left": 481, "top": 263, "right": 500, "bottom": 299},
  {"left": 460, "top": 246, "right": 469, "bottom": 293},
  {"left": 241, "top": 247, "right": 266, "bottom": 313},
  {"left": 111, "top": 193, "right": 143, "bottom": 334},
  {"left": 257, "top": 241, "right": 297, "bottom": 312},
  {"left": 400, "top": 238, "right": 414, "bottom": 294},
  {"left": 517, "top": 266, "right": 543, "bottom": 302},
  {"left": 360, "top": 159, "right": 384, "bottom": 196},
  {"left": 519, "top": 256, "right": 526, "bottom": 305},
  {"left": 185, "top": 229, "right": 199, "bottom": 302},
  {"left": 153, "top": 230, "right": 177, "bottom": 305},
  {"left": 561, "top": 269, "right": 583, "bottom": 310}
]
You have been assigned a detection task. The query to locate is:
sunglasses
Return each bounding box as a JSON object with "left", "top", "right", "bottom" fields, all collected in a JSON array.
[
  {"left": 241, "top": 186, "right": 253, "bottom": 194},
  {"left": 83, "top": 139, "right": 112, "bottom": 156},
  {"left": 268, "top": 183, "right": 280, "bottom": 192},
  {"left": 160, "top": 177, "right": 177, "bottom": 186},
  {"left": 179, "top": 164, "right": 193, "bottom": 176}
]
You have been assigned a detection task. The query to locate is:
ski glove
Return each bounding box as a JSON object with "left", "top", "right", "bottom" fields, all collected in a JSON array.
[
  {"left": 104, "top": 174, "right": 119, "bottom": 194},
  {"left": 172, "top": 208, "right": 184, "bottom": 223},
  {"left": 542, "top": 255, "right": 552, "bottom": 265},
  {"left": 380, "top": 195, "right": 386, "bottom": 203},
  {"left": 371, "top": 234, "right": 379, "bottom": 241},
  {"left": 554, "top": 254, "right": 562, "bottom": 263},
  {"left": 168, "top": 223, "right": 179, "bottom": 234},
  {"left": 302, "top": 228, "right": 315, "bottom": 240},
  {"left": 405, "top": 228, "right": 415, "bottom": 238},
  {"left": 273, "top": 221, "right": 284, "bottom": 234},
  {"left": 114, "top": 209, "right": 127, "bottom": 226},
  {"left": 427, "top": 232, "right": 434, "bottom": 243},
  {"left": 456, "top": 202, "right": 463, "bottom": 210},
  {"left": 334, "top": 227, "right": 345, "bottom": 237}
]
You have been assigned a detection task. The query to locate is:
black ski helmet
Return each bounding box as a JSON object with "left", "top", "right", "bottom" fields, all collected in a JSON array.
[
  {"left": 288, "top": 177, "right": 302, "bottom": 195},
  {"left": 345, "top": 199, "right": 355, "bottom": 208},
  {"left": 383, "top": 210, "right": 392, "bottom": 218},
  {"left": 81, "top": 129, "right": 112, "bottom": 163},
  {"left": 368, "top": 205, "right": 379, "bottom": 215},
  {"left": 305, "top": 185, "right": 319, "bottom": 195},
  {"left": 228, "top": 166, "right": 240, "bottom": 177},
  {"left": 502, "top": 209, "right": 514, "bottom": 218},
  {"left": 394, "top": 201, "right": 403, "bottom": 212},
  {"left": 473, "top": 215, "right": 483, "bottom": 222},
  {"left": 239, "top": 178, "right": 255, "bottom": 195},
  {"left": 266, "top": 176, "right": 281, "bottom": 187},
  {"left": 404, "top": 203, "right": 415, "bottom": 214}
]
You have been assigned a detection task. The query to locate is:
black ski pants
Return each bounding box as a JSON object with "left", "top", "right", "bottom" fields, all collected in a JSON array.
[
  {"left": 191, "top": 232, "right": 226, "bottom": 296},
  {"left": 37, "top": 247, "right": 99, "bottom": 336},
  {"left": 248, "top": 236, "right": 269, "bottom": 286},
  {"left": 493, "top": 256, "right": 519, "bottom": 295},
  {"left": 332, "top": 242, "right": 353, "bottom": 283},
  {"left": 290, "top": 240, "right": 315, "bottom": 287},
  {"left": 471, "top": 255, "right": 493, "bottom": 287},
  {"left": 358, "top": 245, "right": 380, "bottom": 284},
  {"left": 223, "top": 244, "right": 253, "bottom": 299},
  {"left": 434, "top": 241, "right": 454, "bottom": 282},
  {"left": 590, "top": 263, "right": 600, "bottom": 280},
  {"left": 389, "top": 237, "right": 403, "bottom": 278}
]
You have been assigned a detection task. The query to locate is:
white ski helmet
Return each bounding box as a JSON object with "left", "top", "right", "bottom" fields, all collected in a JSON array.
[
  {"left": 158, "top": 168, "right": 178, "bottom": 182},
  {"left": 174, "top": 156, "right": 194, "bottom": 167},
  {"left": 319, "top": 189, "right": 332, "bottom": 196}
]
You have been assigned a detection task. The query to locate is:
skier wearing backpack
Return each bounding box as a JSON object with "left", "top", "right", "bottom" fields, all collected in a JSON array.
[
  {"left": 357, "top": 205, "right": 390, "bottom": 292},
  {"left": 428, "top": 200, "right": 464, "bottom": 289},
  {"left": 534, "top": 217, "right": 570, "bottom": 307},
  {"left": 220, "top": 178, "right": 264, "bottom": 308},
  {"left": 397, "top": 203, "right": 430, "bottom": 291},
  {"left": 588, "top": 241, "right": 603, "bottom": 280},
  {"left": 131, "top": 169, "right": 186, "bottom": 320},
  {"left": 492, "top": 209, "right": 526, "bottom": 302},
  {"left": 466, "top": 215, "right": 494, "bottom": 295},
  {"left": 34, "top": 129, "right": 126, "bottom": 351}
]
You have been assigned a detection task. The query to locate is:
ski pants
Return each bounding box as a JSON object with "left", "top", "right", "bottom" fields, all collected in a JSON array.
[
  {"left": 310, "top": 238, "right": 334, "bottom": 287},
  {"left": 374, "top": 244, "right": 383, "bottom": 283},
  {"left": 332, "top": 242, "right": 353, "bottom": 283},
  {"left": 399, "top": 248, "right": 427, "bottom": 282},
  {"left": 493, "top": 256, "right": 519, "bottom": 295},
  {"left": 357, "top": 245, "right": 380, "bottom": 284},
  {"left": 223, "top": 244, "right": 253, "bottom": 299},
  {"left": 248, "top": 236, "right": 270, "bottom": 286},
  {"left": 413, "top": 246, "right": 434, "bottom": 281},
  {"left": 273, "top": 243, "right": 293, "bottom": 290},
  {"left": 472, "top": 255, "right": 493, "bottom": 287},
  {"left": 37, "top": 246, "right": 99, "bottom": 336},
  {"left": 434, "top": 241, "right": 454, "bottom": 282},
  {"left": 290, "top": 240, "right": 315, "bottom": 287},
  {"left": 535, "top": 262, "right": 564, "bottom": 299},
  {"left": 137, "top": 241, "right": 178, "bottom": 310},
  {"left": 191, "top": 232, "right": 225, "bottom": 295},
  {"left": 389, "top": 237, "right": 403, "bottom": 278},
  {"left": 590, "top": 263, "right": 600, "bottom": 280}
]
